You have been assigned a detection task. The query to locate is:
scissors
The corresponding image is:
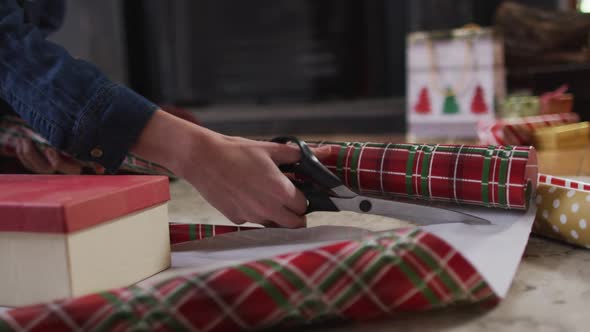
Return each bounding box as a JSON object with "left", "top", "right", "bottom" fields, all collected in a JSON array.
[{"left": 272, "top": 136, "right": 490, "bottom": 226}]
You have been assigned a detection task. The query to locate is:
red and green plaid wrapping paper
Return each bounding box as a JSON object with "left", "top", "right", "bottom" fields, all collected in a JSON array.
[
  {"left": 0, "top": 224, "right": 497, "bottom": 332},
  {"left": 169, "top": 223, "right": 259, "bottom": 244},
  {"left": 313, "top": 141, "right": 538, "bottom": 210}
]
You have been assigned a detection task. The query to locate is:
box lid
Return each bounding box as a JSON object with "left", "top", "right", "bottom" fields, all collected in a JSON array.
[{"left": 0, "top": 175, "right": 170, "bottom": 234}]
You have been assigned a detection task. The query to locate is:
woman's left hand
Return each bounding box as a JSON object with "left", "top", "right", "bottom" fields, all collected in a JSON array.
[{"left": 14, "top": 138, "right": 94, "bottom": 174}]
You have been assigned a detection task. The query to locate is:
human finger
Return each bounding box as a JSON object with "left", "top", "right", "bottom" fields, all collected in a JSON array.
[
  {"left": 19, "top": 139, "right": 53, "bottom": 173},
  {"left": 45, "top": 149, "right": 82, "bottom": 174},
  {"left": 280, "top": 178, "right": 309, "bottom": 216},
  {"left": 267, "top": 206, "right": 307, "bottom": 229}
]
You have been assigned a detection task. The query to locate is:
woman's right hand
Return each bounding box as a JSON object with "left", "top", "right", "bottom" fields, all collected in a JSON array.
[{"left": 131, "top": 110, "right": 331, "bottom": 228}]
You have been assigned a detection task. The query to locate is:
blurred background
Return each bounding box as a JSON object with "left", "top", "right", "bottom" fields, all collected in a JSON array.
[{"left": 49, "top": 0, "right": 590, "bottom": 138}]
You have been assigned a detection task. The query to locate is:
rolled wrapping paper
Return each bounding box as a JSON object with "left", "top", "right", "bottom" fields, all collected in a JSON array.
[
  {"left": 312, "top": 142, "right": 538, "bottom": 210},
  {"left": 533, "top": 175, "right": 590, "bottom": 249},
  {"left": 0, "top": 224, "right": 497, "bottom": 331},
  {"left": 477, "top": 112, "right": 580, "bottom": 146}
]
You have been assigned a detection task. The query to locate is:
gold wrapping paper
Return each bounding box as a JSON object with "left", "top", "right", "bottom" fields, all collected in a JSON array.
[
  {"left": 534, "top": 175, "right": 590, "bottom": 248},
  {"left": 532, "top": 122, "right": 590, "bottom": 150}
]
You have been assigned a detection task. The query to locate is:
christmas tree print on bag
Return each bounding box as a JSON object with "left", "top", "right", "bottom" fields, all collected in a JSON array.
[
  {"left": 443, "top": 87, "right": 460, "bottom": 114},
  {"left": 471, "top": 85, "right": 488, "bottom": 114},
  {"left": 414, "top": 87, "right": 432, "bottom": 114}
]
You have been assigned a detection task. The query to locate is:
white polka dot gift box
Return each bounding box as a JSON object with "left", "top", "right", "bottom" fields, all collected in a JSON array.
[{"left": 534, "top": 174, "right": 590, "bottom": 248}]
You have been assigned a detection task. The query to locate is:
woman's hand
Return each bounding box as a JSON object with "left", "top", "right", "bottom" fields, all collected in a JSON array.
[
  {"left": 181, "top": 135, "right": 313, "bottom": 228},
  {"left": 14, "top": 138, "right": 88, "bottom": 174},
  {"left": 131, "top": 110, "right": 330, "bottom": 228}
]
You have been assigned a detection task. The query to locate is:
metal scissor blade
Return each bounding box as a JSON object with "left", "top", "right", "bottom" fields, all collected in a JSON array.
[{"left": 329, "top": 196, "right": 491, "bottom": 226}]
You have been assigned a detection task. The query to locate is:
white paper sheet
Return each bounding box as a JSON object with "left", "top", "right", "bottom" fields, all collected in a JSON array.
[
  {"left": 143, "top": 203, "right": 537, "bottom": 298},
  {"left": 422, "top": 204, "right": 537, "bottom": 297}
]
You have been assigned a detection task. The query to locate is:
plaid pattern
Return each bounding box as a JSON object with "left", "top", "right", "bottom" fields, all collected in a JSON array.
[
  {"left": 170, "top": 223, "right": 259, "bottom": 244},
  {"left": 477, "top": 113, "right": 580, "bottom": 146},
  {"left": 0, "top": 115, "right": 175, "bottom": 177},
  {"left": 0, "top": 225, "right": 497, "bottom": 332},
  {"left": 313, "top": 141, "right": 538, "bottom": 210}
]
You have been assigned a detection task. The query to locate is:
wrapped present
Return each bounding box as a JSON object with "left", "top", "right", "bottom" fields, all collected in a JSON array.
[
  {"left": 532, "top": 122, "right": 590, "bottom": 150},
  {"left": 539, "top": 85, "right": 573, "bottom": 115},
  {"left": 313, "top": 141, "right": 538, "bottom": 210},
  {"left": 407, "top": 26, "right": 504, "bottom": 139},
  {"left": 0, "top": 175, "right": 171, "bottom": 307},
  {"left": 477, "top": 112, "right": 580, "bottom": 146},
  {"left": 533, "top": 175, "right": 590, "bottom": 249},
  {"left": 499, "top": 95, "right": 540, "bottom": 119}
]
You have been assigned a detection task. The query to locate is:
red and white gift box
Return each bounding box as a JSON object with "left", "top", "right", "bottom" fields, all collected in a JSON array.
[{"left": 477, "top": 113, "right": 580, "bottom": 146}]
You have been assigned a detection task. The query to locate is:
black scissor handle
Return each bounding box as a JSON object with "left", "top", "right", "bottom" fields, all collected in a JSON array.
[
  {"left": 271, "top": 136, "right": 344, "bottom": 192},
  {"left": 291, "top": 180, "right": 340, "bottom": 214}
]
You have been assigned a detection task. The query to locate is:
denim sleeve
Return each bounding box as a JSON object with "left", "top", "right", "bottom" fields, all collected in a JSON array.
[{"left": 0, "top": 0, "right": 158, "bottom": 173}]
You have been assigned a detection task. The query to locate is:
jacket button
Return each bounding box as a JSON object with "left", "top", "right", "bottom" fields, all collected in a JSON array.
[{"left": 90, "top": 147, "right": 103, "bottom": 158}]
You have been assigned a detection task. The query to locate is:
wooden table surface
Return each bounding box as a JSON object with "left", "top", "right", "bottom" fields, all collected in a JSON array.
[{"left": 167, "top": 135, "right": 590, "bottom": 331}]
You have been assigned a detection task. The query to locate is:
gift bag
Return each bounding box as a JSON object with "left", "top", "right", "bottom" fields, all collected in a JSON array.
[{"left": 407, "top": 26, "right": 506, "bottom": 139}]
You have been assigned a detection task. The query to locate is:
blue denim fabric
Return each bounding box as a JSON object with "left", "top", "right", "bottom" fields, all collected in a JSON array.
[{"left": 0, "top": 0, "right": 158, "bottom": 173}]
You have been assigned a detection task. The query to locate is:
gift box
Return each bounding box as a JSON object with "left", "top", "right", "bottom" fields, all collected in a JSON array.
[
  {"left": 407, "top": 26, "right": 504, "bottom": 139},
  {"left": 499, "top": 95, "right": 540, "bottom": 119},
  {"left": 477, "top": 112, "right": 580, "bottom": 146},
  {"left": 540, "top": 85, "right": 573, "bottom": 115},
  {"left": 0, "top": 175, "right": 171, "bottom": 307},
  {"left": 532, "top": 122, "right": 590, "bottom": 150},
  {"left": 533, "top": 175, "right": 590, "bottom": 249}
]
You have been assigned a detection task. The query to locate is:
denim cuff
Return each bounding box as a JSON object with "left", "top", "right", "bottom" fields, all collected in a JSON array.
[{"left": 68, "top": 82, "right": 158, "bottom": 174}]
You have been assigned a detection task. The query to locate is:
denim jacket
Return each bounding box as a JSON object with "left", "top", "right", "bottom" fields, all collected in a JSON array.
[{"left": 0, "top": 0, "right": 158, "bottom": 173}]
